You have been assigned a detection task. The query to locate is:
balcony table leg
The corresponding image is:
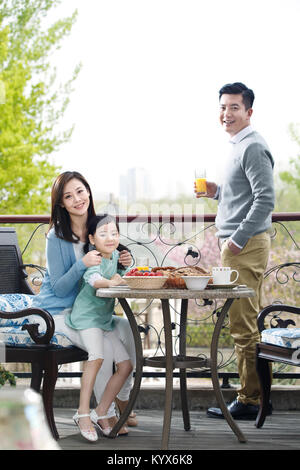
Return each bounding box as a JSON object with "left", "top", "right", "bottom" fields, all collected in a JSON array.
[
  {"left": 108, "top": 298, "right": 144, "bottom": 438},
  {"left": 210, "top": 298, "right": 247, "bottom": 443},
  {"left": 179, "top": 298, "right": 190, "bottom": 431},
  {"left": 161, "top": 299, "right": 174, "bottom": 450}
]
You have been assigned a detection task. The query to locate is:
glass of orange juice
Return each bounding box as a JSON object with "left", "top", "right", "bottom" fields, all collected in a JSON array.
[
  {"left": 136, "top": 256, "right": 150, "bottom": 271},
  {"left": 195, "top": 169, "right": 207, "bottom": 193}
]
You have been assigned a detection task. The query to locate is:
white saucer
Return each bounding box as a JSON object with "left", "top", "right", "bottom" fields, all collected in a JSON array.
[
  {"left": 207, "top": 283, "right": 237, "bottom": 289},
  {"left": 207, "top": 284, "right": 247, "bottom": 289}
]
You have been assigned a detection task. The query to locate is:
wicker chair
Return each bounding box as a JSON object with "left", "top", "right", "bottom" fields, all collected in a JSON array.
[
  {"left": 0, "top": 227, "right": 87, "bottom": 439},
  {"left": 255, "top": 304, "right": 300, "bottom": 428}
]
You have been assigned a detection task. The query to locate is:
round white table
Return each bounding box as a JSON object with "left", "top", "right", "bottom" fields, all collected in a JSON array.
[{"left": 96, "top": 285, "right": 255, "bottom": 449}]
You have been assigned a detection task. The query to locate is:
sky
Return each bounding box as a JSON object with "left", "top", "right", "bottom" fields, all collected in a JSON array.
[{"left": 48, "top": 0, "right": 300, "bottom": 200}]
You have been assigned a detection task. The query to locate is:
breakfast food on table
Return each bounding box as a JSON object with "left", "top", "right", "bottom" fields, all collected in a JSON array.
[
  {"left": 124, "top": 268, "right": 167, "bottom": 289},
  {"left": 124, "top": 266, "right": 212, "bottom": 289},
  {"left": 125, "top": 268, "right": 164, "bottom": 277},
  {"left": 151, "top": 266, "right": 213, "bottom": 288}
]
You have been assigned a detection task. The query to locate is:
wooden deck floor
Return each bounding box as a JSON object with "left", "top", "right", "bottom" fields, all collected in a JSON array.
[{"left": 55, "top": 408, "right": 300, "bottom": 452}]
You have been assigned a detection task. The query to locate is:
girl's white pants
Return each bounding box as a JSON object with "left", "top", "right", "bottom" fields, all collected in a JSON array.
[{"left": 54, "top": 313, "right": 136, "bottom": 416}]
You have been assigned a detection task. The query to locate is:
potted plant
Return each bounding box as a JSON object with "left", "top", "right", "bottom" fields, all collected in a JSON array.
[{"left": 0, "top": 364, "right": 16, "bottom": 387}]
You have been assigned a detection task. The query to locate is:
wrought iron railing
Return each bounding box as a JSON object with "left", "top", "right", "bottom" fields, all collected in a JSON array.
[{"left": 0, "top": 213, "right": 299, "bottom": 386}]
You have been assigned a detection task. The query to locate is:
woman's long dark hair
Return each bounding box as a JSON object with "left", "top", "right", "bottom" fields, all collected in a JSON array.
[{"left": 49, "top": 171, "right": 96, "bottom": 242}]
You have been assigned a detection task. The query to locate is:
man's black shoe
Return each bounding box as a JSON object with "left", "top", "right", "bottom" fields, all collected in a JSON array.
[{"left": 207, "top": 399, "right": 272, "bottom": 420}]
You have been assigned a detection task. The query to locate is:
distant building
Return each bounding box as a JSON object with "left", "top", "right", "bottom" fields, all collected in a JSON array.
[
  {"left": 120, "top": 167, "right": 152, "bottom": 202},
  {"left": 98, "top": 193, "right": 119, "bottom": 216}
]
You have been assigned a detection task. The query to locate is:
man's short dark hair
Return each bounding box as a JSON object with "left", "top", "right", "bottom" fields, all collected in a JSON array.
[{"left": 219, "top": 82, "right": 255, "bottom": 110}]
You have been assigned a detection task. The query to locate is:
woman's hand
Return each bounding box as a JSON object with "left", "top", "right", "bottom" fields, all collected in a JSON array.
[
  {"left": 118, "top": 250, "right": 132, "bottom": 267},
  {"left": 82, "top": 250, "right": 102, "bottom": 268}
]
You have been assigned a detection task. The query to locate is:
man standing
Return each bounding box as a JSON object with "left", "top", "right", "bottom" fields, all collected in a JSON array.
[{"left": 196, "top": 82, "right": 275, "bottom": 419}]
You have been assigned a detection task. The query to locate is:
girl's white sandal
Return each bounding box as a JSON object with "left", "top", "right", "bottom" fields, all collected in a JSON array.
[
  {"left": 73, "top": 411, "right": 98, "bottom": 442},
  {"left": 90, "top": 409, "right": 112, "bottom": 437}
]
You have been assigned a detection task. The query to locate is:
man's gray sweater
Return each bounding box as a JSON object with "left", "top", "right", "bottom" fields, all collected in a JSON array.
[{"left": 215, "top": 130, "right": 275, "bottom": 248}]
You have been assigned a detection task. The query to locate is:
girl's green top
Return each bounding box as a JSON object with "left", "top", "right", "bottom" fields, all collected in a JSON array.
[{"left": 65, "top": 250, "right": 127, "bottom": 331}]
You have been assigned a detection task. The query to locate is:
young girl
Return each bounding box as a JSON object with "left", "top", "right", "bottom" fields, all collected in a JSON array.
[{"left": 65, "top": 214, "right": 133, "bottom": 441}]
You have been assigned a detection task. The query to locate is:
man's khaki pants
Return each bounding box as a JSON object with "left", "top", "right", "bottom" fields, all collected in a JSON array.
[{"left": 221, "top": 231, "right": 271, "bottom": 405}]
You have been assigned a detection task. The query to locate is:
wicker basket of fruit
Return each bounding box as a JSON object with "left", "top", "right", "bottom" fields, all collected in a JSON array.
[{"left": 124, "top": 268, "right": 168, "bottom": 289}]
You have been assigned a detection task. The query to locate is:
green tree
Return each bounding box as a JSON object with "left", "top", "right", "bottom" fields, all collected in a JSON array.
[
  {"left": 0, "top": 0, "right": 80, "bottom": 214},
  {"left": 280, "top": 123, "right": 300, "bottom": 192}
]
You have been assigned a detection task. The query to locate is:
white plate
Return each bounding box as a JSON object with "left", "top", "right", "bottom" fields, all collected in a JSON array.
[{"left": 107, "top": 285, "right": 131, "bottom": 289}]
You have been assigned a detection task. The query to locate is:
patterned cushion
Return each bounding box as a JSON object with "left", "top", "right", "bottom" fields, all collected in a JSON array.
[
  {"left": 0, "top": 294, "right": 34, "bottom": 326},
  {"left": 0, "top": 325, "right": 73, "bottom": 348},
  {"left": 261, "top": 328, "right": 300, "bottom": 349},
  {"left": 0, "top": 294, "right": 73, "bottom": 348}
]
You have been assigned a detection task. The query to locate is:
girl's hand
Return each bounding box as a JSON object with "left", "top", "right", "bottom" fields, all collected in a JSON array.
[
  {"left": 82, "top": 250, "right": 102, "bottom": 268},
  {"left": 118, "top": 250, "right": 132, "bottom": 267},
  {"left": 109, "top": 273, "right": 126, "bottom": 286}
]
